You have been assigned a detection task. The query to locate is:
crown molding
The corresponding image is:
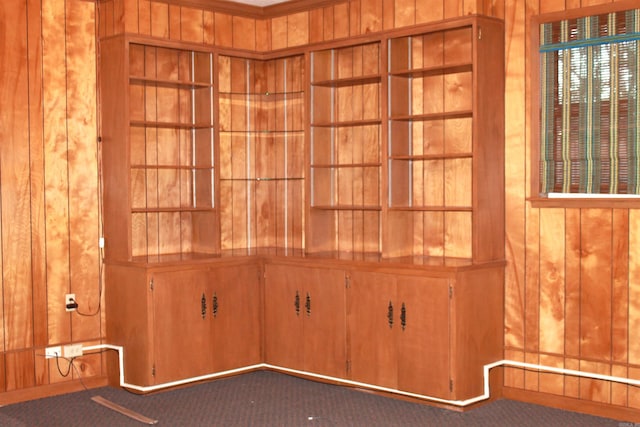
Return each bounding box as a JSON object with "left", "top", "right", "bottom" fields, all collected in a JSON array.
[{"left": 148, "top": 0, "right": 343, "bottom": 19}]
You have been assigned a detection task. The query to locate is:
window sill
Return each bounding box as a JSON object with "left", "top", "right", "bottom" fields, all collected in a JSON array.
[{"left": 529, "top": 195, "right": 640, "bottom": 209}]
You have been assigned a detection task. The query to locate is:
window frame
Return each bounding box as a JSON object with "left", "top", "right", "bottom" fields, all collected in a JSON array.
[{"left": 529, "top": 0, "right": 640, "bottom": 208}]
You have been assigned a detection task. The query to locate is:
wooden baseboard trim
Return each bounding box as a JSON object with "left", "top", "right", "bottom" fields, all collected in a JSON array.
[
  {"left": 503, "top": 386, "right": 640, "bottom": 423},
  {"left": 0, "top": 377, "right": 108, "bottom": 407}
]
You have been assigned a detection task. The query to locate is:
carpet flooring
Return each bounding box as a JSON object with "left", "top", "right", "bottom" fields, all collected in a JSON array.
[{"left": 0, "top": 371, "right": 628, "bottom": 426}]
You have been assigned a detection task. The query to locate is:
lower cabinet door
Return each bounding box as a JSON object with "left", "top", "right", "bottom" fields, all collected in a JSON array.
[
  {"left": 209, "top": 263, "right": 261, "bottom": 372},
  {"left": 264, "top": 263, "right": 347, "bottom": 378},
  {"left": 152, "top": 267, "right": 214, "bottom": 384},
  {"left": 348, "top": 271, "right": 452, "bottom": 399},
  {"left": 395, "top": 275, "right": 451, "bottom": 399}
]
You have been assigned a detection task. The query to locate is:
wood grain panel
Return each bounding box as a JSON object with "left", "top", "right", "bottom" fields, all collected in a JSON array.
[
  {"left": 503, "top": 0, "right": 526, "bottom": 356},
  {"left": 538, "top": 208, "right": 564, "bottom": 356},
  {"left": 323, "top": 6, "right": 334, "bottom": 40},
  {"left": 394, "top": 0, "right": 415, "bottom": 28},
  {"left": 629, "top": 209, "right": 640, "bottom": 366},
  {"left": 138, "top": 0, "right": 151, "bottom": 35},
  {"left": 27, "top": 0, "right": 48, "bottom": 352},
  {"left": 360, "top": 0, "right": 381, "bottom": 34},
  {"left": 580, "top": 209, "right": 612, "bottom": 361},
  {"left": 204, "top": 10, "right": 214, "bottom": 45},
  {"left": 611, "top": 209, "right": 629, "bottom": 364},
  {"left": 123, "top": 0, "right": 138, "bottom": 34},
  {"left": 43, "top": 0, "right": 71, "bottom": 347},
  {"left": 150, "top": 1, "right": 169, "bottom": 39},
  {"left": 564, "top": 208, "right": 581, "bottom": 358},
  {"left": 1, "top": 0, "right": 32, "bottom": 354},
  {"left": 333, "top": 3, "right": 349, "bottom": 39},
  {"left": 233, "top": 16, "right": 256, "bottom": 51},
  {"left": 288, "top": 12, "right": 309, "bottom": 47},
  {"left": 5, "top": 351, "right": 35, "bottom": 391},
  {"left": 65, "top": 0, "right": 101, "bottom": 341},
  {"left": 416, "top": 0, "right": 444, "bottom": 24},
  {"left": 215, "top": 13, "right": 233, "bottom": 48},
  {"left": 181, "top": 7, "right": 204, "bottom": 43},
  {"left": 169, "top": 4, "right": 181, "bottom": 41}
]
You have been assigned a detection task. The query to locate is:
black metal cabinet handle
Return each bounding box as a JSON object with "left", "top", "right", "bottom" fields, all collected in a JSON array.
[
  {"left": 294, "top": 290, "right": 300, "bottom": 316},
  {"left": 400, "top": 302, "right": 407, "bottom": 331},
  {"left": 305, "top": 292, "right": 311, "bottom": 316},
  {"left": 201, "top": 293, "right": 207, "bottom": 319},
  {"left": 387, "top": 301, "right": 394, "bottom": 328},
  {"left": 212, "top": 292, "right": 218, "bottom": 318}
]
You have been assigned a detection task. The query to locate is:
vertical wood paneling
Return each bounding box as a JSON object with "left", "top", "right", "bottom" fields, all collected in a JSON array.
[
  {"left": 394, "top": 0, "right": 414, "bottom": 28},
  {"left": 271, "top": 16, "right": 287, "bottom": 50},
  {"left": 27, "top": 0, "right": 48, "bottom": 354},
  {"left": 333, "top": 3, "right": 349, "bottom": 39},
  {"left": 139, "top": 0, "right": 151, "bottom": 36},
  {"left": 416, "top": 0, "right": 444, "bottom": 24},
  {"left": 629, "top": 210, "right": 640, "bottom": 366},
  {"left": 181, "top": 7, "right": 204, "bottom": 44},
  {"left": 215, "top": 13, "right": 232, "bottom": 48},
  {"left": 309, "top": 8, "right": 324, "bottom": 43},
  {"left": 503, "top": 0, "right": 526, "bottom": 360},
  {"left": 360, "top": 0, "right": 382, "bottom": 34},
  {"left": 66, "top": 0, "right": 100, "bottom": 341},
  {"left": 287, "top": 12, "right": 309, "bottom": 47},
  {"left": 233, "top": 16, "right": 256, "bottom": 51},
  {"left": 43, "top": 0, "right": 71, "bottom": 347},
  {"left": 150, "top": 1, "right": 169, "bottom": 39},
  {"left": 580, "top": 209, "right": 613, "bottom": 361},
  {"left": 1, "top": 0, "right": 32, "bottom": 355},
  {"left": 538, "top": 208, "right": 564, "bottom": 356}
]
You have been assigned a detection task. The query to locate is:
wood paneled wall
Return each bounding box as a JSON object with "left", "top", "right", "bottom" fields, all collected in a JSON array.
[
  {"left": 1, "top": 0, "right": 639, "bottom": 417},
  {"left": 0, "top": 0, "right": 103, "bottom": 402}
]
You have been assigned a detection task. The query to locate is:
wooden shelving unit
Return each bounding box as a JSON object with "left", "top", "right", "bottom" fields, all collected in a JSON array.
[
  {"left": 217, "top": 54, "right": 305, "bottom": 252},
  {"left": 385, "top": 19, "right": 504, "bottom": 263},
  {"left": 101, "top": 38, "right": 218, "bottom": 262},
  {"left": 101, "top": 15, "right": 505, "bottom": 405},
  {"left": 308, "top": 42, "right": 383, "bottom": 255}
]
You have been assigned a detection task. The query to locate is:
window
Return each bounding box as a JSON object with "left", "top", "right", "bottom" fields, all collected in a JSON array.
[{"left": 536, "top": 6, "right": 640, "bottom": 200}]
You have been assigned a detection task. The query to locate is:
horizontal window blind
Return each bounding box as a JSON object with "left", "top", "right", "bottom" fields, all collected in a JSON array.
[{"left": 540, "top": 9, "right": 640, "bottom": 195}]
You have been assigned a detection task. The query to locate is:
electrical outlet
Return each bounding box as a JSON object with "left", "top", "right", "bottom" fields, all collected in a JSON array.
[
  {"left": 63, "top": 343, "right": 83, "bottom": 358},
  {"left": 65, "top": 293, "right": 77, "bottom": 312},
  {"left": 45, "top": 346, "right": 62, "bottom": 359}
]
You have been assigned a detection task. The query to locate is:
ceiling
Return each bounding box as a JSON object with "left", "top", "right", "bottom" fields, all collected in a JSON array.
[{"left": 228, "top": 0, "right": 292, "bottom": 5}]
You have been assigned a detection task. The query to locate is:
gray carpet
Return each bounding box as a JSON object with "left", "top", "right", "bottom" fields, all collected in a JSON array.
[{"left": 0, "top": 371, "right": 626, "bottom": 426}]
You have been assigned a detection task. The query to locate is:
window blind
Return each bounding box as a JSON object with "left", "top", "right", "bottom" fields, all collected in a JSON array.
[{"left": 539, "top": 9, "right": 640, "bottom": 195}]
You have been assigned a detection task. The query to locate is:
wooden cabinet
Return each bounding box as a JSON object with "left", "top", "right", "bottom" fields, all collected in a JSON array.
[
  {"left": 348, "top": 271, "right": 450, "bottom": 398},
  {"left": 105, "top": 259, "right": 261, "bottom": 387},
  {"left": 264, "top": 263, "right": 347, "bottom": 378},
  {"left": 348, "top": 265, "right": 503, "bottom": 400},
  {"left": 308, "top": 42, "right": 382, "bottom": 255},
  {"left": 101, "top": 36, "right": 218, "bottom": 262},
  {"left": 101, "top": 15, "right": 504, "bottom": 405}
]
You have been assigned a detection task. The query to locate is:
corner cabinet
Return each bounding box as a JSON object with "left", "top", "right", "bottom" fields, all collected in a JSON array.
[{"left": 101, "top": 14, "right": 504, "bottom": 408}]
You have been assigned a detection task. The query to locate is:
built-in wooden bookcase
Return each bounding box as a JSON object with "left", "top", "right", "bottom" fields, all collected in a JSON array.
[
  {"left": 385, "top": 17, "right": 504, "bottom": 263},
  {"left": 101, "top": 37, "right": 218, "bottom": 262},
  {"left": 308, "top": 42, "right": 382, "bottom": 256},
  {"left": 217, "top": 54, "right": 305, "bottom": 252}
]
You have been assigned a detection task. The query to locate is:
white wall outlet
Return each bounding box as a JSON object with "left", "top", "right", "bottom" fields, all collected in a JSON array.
[
  {"left": 63, "top": 343, "right": 83, "bottom": 358},
  {"left": 65, "top": 293, "right": 77, "bottom": 312},
  {"left": 45, "top": 346, "right": 62, "bottom": 359}
]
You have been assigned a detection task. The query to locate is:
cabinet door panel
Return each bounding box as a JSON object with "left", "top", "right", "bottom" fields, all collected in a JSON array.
[
  {"left": 264, "top": 264, "right": 347, "bottom": 377},
  {"left": 264, "top": 264, "right": 304, "bottom": 369},
  {"left": 210, "top": 264, "right": 261, "bottom": 371},
  {"left": 396, "top": 276, "right": 450, "bottom": 398},
  {"left": 152, "top": 269, "right": 212, "bottom": 384},
  {"left": 348, "top": 271, "right": 398, "bottom": 388},
  {"left": 304, "top": 267, "right": 347, "bottom": 377}
]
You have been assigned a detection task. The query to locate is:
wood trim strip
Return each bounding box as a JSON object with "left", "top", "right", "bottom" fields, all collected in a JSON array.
[
  {"left": 146, "top": 0, "right": 343, "bottom": 19},
  {"left": 92, "top": 396, "right": 158, "bottom": 424}
]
